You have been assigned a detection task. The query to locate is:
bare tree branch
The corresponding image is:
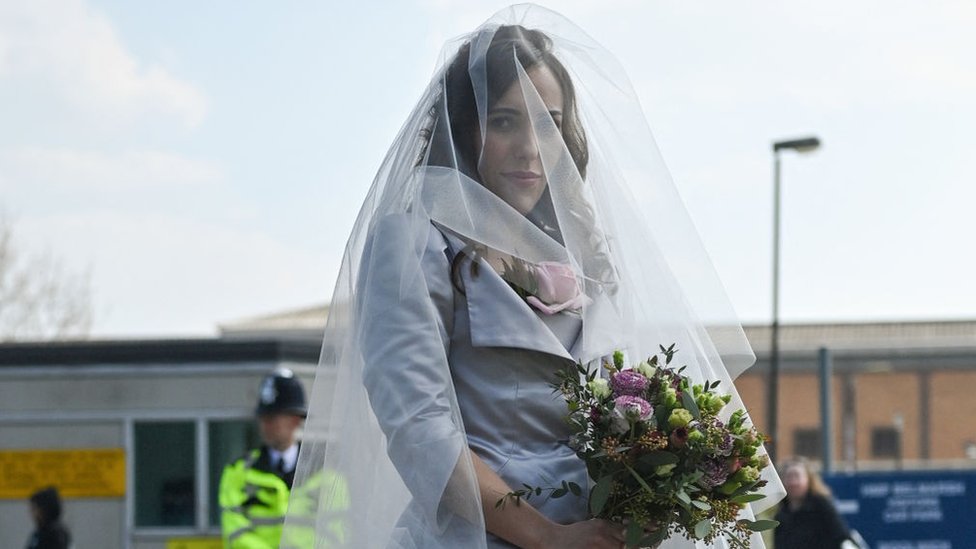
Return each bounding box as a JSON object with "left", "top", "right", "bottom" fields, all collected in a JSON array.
[{"left": 0, "top": 212, "right": 93, "bottom": 341}]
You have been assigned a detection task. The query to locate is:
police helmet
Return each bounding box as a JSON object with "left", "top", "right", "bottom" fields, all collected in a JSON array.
[{"left": 255, "top": 367, "right": 307, "bottom": 418}]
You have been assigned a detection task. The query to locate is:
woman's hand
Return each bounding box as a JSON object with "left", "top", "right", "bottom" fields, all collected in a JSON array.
[{"left": 535, "top": 518, "right": 627, "bottom": 549}]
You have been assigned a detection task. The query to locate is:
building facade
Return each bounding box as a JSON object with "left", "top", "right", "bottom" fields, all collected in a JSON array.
[
  {"left": 1, "top": 311, "right": 973, "bottom": 548},
  {"left": 738, "top": 320, "right": 976, "bottom": 469},
  {"left": 0, "top": 339, "right": 325, "bottom": 549}
]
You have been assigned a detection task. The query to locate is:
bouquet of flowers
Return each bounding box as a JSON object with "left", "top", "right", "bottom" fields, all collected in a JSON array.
[{"left": 501, "top": 345, "right": 777, "bottom": 548}]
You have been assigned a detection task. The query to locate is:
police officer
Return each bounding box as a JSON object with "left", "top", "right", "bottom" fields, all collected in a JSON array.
[{"left": 219, "top": 367, "right": 309, "bottom": 548}]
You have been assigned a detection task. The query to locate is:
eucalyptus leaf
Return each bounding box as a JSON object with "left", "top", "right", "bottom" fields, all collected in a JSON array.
[
  {"left": 640, "top": 527, "right": 668, "bottom": 546},
  {"left": 730, "top": 481, "right": 759, "bottom": 497},
  {"left": 626, "top": 464, "right": 655, "bottom": 495},
  {"left": 590, "top": 475, "right": 613, "bottom": 515},
  {"left": 637, "top": 451, "right": 679, "bottom": 467},
  {"left": 685, "top": 470, "right": 704, "bottom": 483},
  {"left": 694, "top": 519, "right": 712, "bottom": 539},
  {"left": 730, "top": 493, "right": 766, "bottom": 504},
  {"left": 626, "top": 521, "right": 644, "bottom": 547},
  {"left": 691, "top": 499, "right": 711, "bottom": 511},
  {"left": 681, "top": 389, "right": 701, "bottom": 420},
  {"left": 743, "top": 519, "right": 779, "bottom": 532},
  {"left": 654, "top": 405, "right": 669, "bottom": 427}
]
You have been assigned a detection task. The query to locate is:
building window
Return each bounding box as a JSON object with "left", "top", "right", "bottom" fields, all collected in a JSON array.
[
  {"left": 133, "top": 417, "right": 264, "bottom": 531},
  {"left": 793, "top": 428, "right": 821, "bottom": 458},
  {"left": 134, "top": 421, "right": 196, "bottom": 527},
  {"left": 208, "top": 420, "right": 260, "bottom": 526},
  {"left": 964, "top": 440, "right": 976, "bottom": 460},
  {"left": 871, "top": 426, "right": 900, "bottom": 459}
]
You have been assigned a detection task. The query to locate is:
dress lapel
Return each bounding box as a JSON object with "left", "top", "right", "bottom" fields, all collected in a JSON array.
[
  {"left": 460, "top": 251, "right": 574, "bottom": 361},
  {"left": 442, "top": 228, "right": 628, "bottom": 364}
]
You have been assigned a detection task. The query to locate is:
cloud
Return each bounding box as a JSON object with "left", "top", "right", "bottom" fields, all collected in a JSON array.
[
  {"left": 16, "top": 211, "right": 332, "bottom": 337},
  {"left": 0, "top": 0, "right": 206, "bottom": 127},
  {"left": 0, "top": 148, "right": 223, "bottom": 194}
]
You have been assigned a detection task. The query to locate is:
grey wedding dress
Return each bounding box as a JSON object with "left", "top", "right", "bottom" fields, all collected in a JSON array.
[{"left": 362, "top": 219, "right": 615, "bottom": 548}]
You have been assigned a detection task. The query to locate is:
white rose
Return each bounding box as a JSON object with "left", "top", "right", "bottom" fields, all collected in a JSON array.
[
  {"left": 588, "top": 378, "right": 611, "bottom": 399},
  {"left": 635, "top": 360, "right": 656, "bottom": 378}
]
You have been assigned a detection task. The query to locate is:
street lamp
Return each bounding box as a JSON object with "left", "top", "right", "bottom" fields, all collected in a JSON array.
[{"left": 767, "top": 135, "right": 821, "bottom": 465}]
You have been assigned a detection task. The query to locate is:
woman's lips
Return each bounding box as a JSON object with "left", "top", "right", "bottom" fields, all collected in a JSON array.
[{"left": 502, "top": 171, "right": 543, "bottom": 187}]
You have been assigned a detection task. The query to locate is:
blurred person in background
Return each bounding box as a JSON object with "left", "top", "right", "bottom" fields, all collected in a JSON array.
[
  {"left": 219, "top": 367, "right": 306, "bottom": 547},
  {"left": 774, "top": 457, "right": 857, "bottom": 549},
  {"left": 219, "top": 367, "right": 346, "bottom": 548},
  {"left": 26, "top": 486, "right": 71, "bottom": 549}
]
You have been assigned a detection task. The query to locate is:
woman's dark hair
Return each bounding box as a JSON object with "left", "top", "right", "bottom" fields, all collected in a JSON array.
[
  {"left": 421, "top": 25, "right": 614, "bottom": 295},
  {"left": 423, "top": 25, "right": 588, "bottom": 180}
]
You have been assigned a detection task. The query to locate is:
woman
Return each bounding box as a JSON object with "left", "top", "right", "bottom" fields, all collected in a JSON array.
[
  {"left": 774, "top": 459, "right": 853, "bottom": 549},
  {"left": 287, "top": 5, "right": 783, "bottom": 548}
]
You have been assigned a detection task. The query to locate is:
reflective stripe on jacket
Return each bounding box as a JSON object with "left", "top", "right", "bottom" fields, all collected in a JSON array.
[
  {"left": 281, "top": 466, "right": 349, "bottom": 549},
  {"left": 219, "top": 446, "right": 348, "bottom": 548},
  {"left": 219, "top": 447, "right": 289, "bottom": 549}
]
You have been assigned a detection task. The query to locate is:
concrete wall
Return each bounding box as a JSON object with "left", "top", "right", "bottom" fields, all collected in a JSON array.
[{"left": 0, "top": 421, "right": 126, "bottom": 548}]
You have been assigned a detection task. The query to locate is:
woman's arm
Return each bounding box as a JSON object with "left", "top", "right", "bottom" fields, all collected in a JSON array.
[{"left": 467, "top": 449, "right": 627, "bottom": 549}]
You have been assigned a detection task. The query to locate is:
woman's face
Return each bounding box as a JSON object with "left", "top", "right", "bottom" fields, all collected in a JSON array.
[
  {"left": 783, "top": 463, "right": 810, "bottom": 500},
  {"left": 477, "top": 64, "right": 564, "bottom": 215}
]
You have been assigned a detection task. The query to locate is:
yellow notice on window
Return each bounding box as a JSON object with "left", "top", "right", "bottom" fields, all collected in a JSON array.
[
  {"left": 166, "top": 537, "right": 222, "bottom": 549},
  {"left": 0, "top": 448, "right": 126, "bottom": 499}
]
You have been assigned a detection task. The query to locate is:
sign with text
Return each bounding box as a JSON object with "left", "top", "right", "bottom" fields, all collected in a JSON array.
[
  {"left": 0, "top": 448, "right": 126, "bottom": 499},
  {"left": 825, "top": 470, "right": 976, "bottom": 549}
]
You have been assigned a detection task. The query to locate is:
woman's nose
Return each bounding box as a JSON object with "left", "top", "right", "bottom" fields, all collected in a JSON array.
[{"left": 513, "top": 129, "right": 540, "bottom": 160}]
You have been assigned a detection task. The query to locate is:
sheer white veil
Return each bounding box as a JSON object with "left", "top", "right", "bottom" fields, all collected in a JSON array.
[{"left": 285, "top": 4, "right": 783, "bottom": 548}]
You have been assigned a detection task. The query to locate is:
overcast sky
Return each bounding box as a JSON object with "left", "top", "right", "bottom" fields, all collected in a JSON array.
[{"left": 1, "top": 0, "right": 973, "bottom": 338}]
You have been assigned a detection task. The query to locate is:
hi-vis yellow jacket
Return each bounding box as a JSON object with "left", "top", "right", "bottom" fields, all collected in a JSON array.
[{"left": 218, "top": 446, "right": 347, "bottom": 548}]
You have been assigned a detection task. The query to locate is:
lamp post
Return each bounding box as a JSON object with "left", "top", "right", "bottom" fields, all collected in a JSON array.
[
  {"left": 893, "top": 412, "right": 904, "bottom": 470},
  {"left": 768, "top": 136, "right": 820, "bottom": 465}
]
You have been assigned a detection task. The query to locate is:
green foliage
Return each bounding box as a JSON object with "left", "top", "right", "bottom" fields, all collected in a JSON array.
[
  {"left": 590, "top": 475, "right": 614, "bottom": 515},
  {"left": 742, "top": 519, "right": 779, "bottom": 532},
  {"left": 504, "top": 344, "right": 773, "bottom": 547},
  {"left": 626, "top": 521, "right": 645, "bottom": 547},
  {"left": 694, "top": 518, "right": 712, "bottom": 539}
]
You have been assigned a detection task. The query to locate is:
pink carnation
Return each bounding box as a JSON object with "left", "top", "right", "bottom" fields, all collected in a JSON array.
[
  {"left": 615, "top": 395, "right": 652, "bottom": 416},
  {"left": 611, "top": 370, "right": 649, "bottom": 397},
  {"left": 610, "top": 395, "right": 654, "bottom": 433},
  {"left": 699, "top": 458, "right": 731, "bottom": 489}
]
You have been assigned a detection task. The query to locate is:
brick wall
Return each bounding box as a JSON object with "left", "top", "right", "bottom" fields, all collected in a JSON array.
[{"left": 734, "top": 365, "right": 976, "bottom": 466}]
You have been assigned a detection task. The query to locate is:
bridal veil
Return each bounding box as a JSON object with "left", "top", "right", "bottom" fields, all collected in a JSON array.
[{"left": 285, "top": 4, "right": 784, "bottom": 548}]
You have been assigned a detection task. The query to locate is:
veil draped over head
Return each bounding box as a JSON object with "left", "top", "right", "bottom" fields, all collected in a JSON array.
[{"left": 286, "top": 4, "right": 783, "bottom": 548}]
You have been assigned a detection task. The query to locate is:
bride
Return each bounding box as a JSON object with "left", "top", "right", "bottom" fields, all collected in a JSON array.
[{"left": 286, "top": 5, "right": 783, "bottom": 548}]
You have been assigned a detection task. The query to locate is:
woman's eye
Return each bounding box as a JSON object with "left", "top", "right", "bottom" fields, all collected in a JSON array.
[{"left": 488, "top": 116, "right": 516, "bottom": 131}]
